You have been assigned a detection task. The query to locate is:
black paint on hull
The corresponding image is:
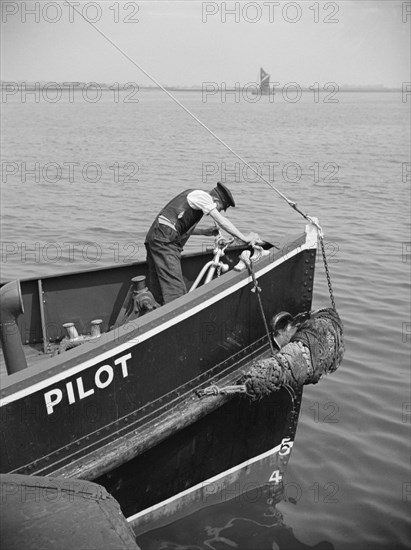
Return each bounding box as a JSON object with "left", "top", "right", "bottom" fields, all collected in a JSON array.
[{"left": 0, "top": 232, "right": 316, "bottom": 517}]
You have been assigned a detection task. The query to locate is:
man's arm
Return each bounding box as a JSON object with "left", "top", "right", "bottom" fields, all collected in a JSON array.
[
  {"left": 209, "top": 209, "right": 261, "bottom": 244},
  {"left": 191, "top": 226, "right": 219, "bottom": 236}
]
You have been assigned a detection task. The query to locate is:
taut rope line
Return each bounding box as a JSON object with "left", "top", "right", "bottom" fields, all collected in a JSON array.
[
  {"left": 67, "top": 2, "right": 336, "bottom": 309},
  {"left": 65, "top": 0, "right": 323, "bottom": 234},
  {"left": 249, "top": 258, "right": 277, "bottom": 356}
]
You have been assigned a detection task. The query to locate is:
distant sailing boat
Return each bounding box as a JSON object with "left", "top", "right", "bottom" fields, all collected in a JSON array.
[
  {"left": 251, "top": 67, "right": 272, "bottom": 95},
  {"left": 259, "top": 67, "right": 271, "bottom": 94}
]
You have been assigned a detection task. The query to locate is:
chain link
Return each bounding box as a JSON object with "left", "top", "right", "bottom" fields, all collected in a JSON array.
[{"left": 319, "top": 236, "right": 336, "bottom": 310}]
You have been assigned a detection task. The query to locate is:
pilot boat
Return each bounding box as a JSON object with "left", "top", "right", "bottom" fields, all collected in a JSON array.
[{"left": 0, "top": 221, "right": 318, "bottom": 531}]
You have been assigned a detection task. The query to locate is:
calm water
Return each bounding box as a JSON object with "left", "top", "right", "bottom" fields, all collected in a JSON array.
[{"left": 1, "top": 90, "right": 410, "bottom": 549}]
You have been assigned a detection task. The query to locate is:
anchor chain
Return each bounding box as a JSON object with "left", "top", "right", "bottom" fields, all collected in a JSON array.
[
  {"left": 306, "top": 218, "right": 336, "bottom": 312},
  {"left": 319, "top": 235, "right": 336, "bottom": 311}
]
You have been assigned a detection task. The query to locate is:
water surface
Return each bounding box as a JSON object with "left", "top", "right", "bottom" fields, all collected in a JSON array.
[{"left": 1, "top": 90, "right": 410, "bottom": 549}]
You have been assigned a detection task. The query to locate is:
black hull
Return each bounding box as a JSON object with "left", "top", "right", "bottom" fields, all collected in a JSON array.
[
  {"left": 0, "top": 226, "right": 317, "bottom": 522},
  {"left": 97, "top": 385, "right": 301, "bottom": 521}
]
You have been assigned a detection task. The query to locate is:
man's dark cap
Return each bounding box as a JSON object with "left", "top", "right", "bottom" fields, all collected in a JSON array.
[{"left": 213, "top": 182, "right": 236, "bottom": 211}]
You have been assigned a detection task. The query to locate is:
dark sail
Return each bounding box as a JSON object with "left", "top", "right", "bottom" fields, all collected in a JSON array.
[{"left": 260, "top": 67, "right": 270, "bottom": 95}]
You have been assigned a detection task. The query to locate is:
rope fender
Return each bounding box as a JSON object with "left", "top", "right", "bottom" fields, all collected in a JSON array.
[{"left": 198, "top": 307, "right": 344, "bottom": 400}]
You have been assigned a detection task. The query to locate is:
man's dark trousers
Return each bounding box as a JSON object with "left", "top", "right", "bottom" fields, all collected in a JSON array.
[{"left": 145, "top": 222, "right": 187, "bottom": 305}]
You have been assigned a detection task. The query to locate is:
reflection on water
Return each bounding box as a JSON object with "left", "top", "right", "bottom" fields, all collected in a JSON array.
[{"left": 136, "top": 484, "right": 334, "bottom": 550}]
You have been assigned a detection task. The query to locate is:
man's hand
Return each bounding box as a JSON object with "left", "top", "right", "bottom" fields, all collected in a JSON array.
[
  {"left": 209, "top": 209, "right": 264, "bottom": 246},
  {"left": 244, "top": 232, "right": 264, "bottom": 247}
]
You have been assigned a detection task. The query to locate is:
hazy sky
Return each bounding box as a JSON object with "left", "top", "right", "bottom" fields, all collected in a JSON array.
[{"left": 1, "top": 1, "right": 410, "bottom": 86}]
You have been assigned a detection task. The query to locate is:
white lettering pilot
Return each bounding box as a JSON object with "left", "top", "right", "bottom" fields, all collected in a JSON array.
[{"left": 44, "top": 353, "right": 132, "bottom": 415}]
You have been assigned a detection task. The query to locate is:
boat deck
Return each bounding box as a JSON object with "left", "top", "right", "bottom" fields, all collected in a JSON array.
[{"left": 0, "top": 342, "right": 53, "bottom": 376}]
